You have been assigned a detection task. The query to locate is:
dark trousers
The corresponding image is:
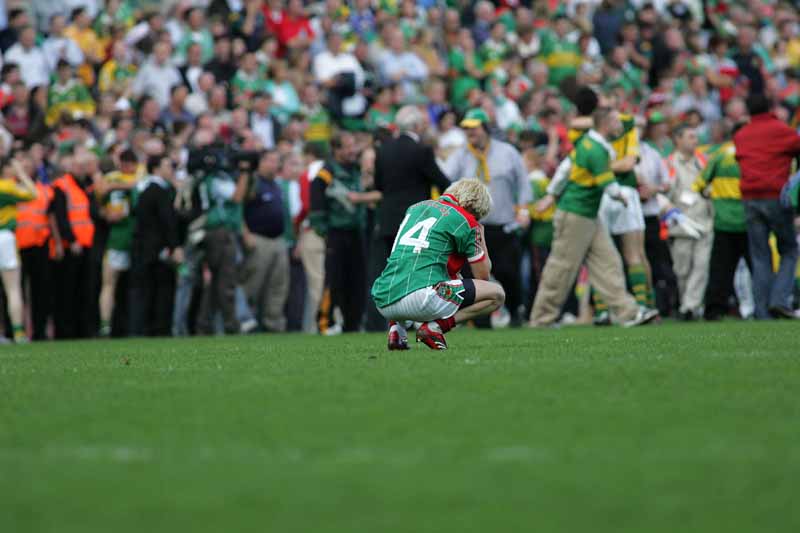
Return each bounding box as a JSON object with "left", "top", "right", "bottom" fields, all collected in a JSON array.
[
  {"left": 197, "top": 228, "right": 239, "bottom": 334},
  {"left": 482, "top": 225, "right": 522, "bottom": 322},
  {"left": 704, "top": 230, "right": 751, "bottom": 320},
  {"left": 20, "top": 245, "right": 51, "bottom": 340},
  {"left": 743, "top": 199, "right": 799, "bottom": 318},
  {"left": 364, "top": 234, "right": 393, "bottom": 332},
  {"left": 325, "top": 228, "right": 367, "bottom": 332},
  {"left": 52, "top": 248, "right": 92, "bottom": 339},
  {"left": 129, "top": 259, "right": 175, "bottom": 337},
  {"left": 285, "top": 253, "right": 306, "bottom": 332},
  {"left": 644, "top": 215, "right": 678, "bottom": 316}
]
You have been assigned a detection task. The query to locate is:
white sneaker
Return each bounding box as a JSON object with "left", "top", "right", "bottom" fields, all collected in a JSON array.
[
  {"left": 623, "top": 307, "right": 660, "bottom": 328},
  {"left": 239, "top": 319, "right": 259, "bottom": 334}
]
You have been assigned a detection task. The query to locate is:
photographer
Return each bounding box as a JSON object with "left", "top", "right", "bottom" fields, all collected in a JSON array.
[{"left": 190, "top": 131, "right": 250, "bottom": 335}]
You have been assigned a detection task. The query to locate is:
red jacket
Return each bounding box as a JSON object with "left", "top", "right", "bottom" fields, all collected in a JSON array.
[{"left": 734, "top": 113, "right": 800, "bottom": 200}]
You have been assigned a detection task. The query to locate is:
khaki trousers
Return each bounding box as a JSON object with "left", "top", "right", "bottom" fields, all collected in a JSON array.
[
  {"left": 670, "top": 232, "right": 713, "bottom": 315},
  {"left": 531, "top": 209, "right": 639, "bottom": 326},
  {"left": 298, "top": 229, "right": 326, "bottom": 333},
  {"left": 240, "top": 233, "right": 289, "bottom": 332}
]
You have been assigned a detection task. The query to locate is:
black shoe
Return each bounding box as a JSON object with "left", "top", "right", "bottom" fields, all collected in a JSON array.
[
  {"left": 769, "top": 306, "right": 798, "bottom": 319},
  {"left": 680, "top": 311, "right": 695, "bottom": 322}
]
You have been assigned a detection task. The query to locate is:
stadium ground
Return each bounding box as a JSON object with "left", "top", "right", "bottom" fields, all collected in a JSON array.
[{"left": 2, "top": 321, "right": 799, "bottom": 533}]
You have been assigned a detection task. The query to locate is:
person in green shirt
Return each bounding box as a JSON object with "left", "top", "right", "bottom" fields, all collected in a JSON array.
[
  {"left": 372, "top": 179, "right": 505, "bottom": 351},
  {"left": 97, "top": 149, "right": 142, "bottom": 336},
  {"left": 365, "top": 85, "right": 396, "bottom": 131},
  {"left": 692, "top": 140, "right": 749, "bottom": 320},
  {"left": 530, "top": 107, "right": 658, "bottom": 327},
  {"left": 232, "top": 52, "right": 267, "bottom": 101},
  {"left": 448, "top": 29, "right": 484, "bottom": 112},
  {"left": 479, "top": 22, "right": 512, "bottom": 75},
  {"left": 309, "top": 133, "right": 368, "bottom": 333},
  {"left": 538, "top": 14, "right": 582, "bottom": 87}
]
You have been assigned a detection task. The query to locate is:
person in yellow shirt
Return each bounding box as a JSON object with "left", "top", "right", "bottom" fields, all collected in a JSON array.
[
  {"left": 0, "top": 155, "right": 38, "bottom": 343},
  {"left": 64, "top": 7, "right": 106, "bottom": 85}
]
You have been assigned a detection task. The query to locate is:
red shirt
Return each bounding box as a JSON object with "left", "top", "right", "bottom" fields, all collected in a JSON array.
[
  {"left": 733, "top": 113, "right": 800, "bottom": 200},
  {"left": 276, "top": 14, "right": 314, "bottom": 54}
]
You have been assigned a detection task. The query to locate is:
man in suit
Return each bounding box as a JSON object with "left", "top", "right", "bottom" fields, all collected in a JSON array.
[
  {"left": 363, "top": 105, "right": 452, "bottom": 331},
  {"left": 129, "top": 154, "right": 183, "bottom": 337}
]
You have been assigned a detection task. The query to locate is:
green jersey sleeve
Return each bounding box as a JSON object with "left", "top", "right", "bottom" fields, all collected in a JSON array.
[{"left": 453, "top": 220, "right": 483, "bottom": 263}]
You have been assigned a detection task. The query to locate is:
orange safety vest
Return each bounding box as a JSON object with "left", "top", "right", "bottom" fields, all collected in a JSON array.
[
  {"left": 16, "top": 182, "right": 54, "bottom": 249},
  {"left": 53, "top": 174, "right": 95, "bottom": 248}
]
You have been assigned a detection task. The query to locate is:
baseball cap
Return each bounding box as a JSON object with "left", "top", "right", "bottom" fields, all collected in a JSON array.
[{"left": 460, "top": 108, "right": 490, "bottom": 129}]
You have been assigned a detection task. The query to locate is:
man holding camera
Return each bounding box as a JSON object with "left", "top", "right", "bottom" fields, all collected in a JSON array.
[{"left": 193, "top": 137, "right": 250, "bottom": 335}]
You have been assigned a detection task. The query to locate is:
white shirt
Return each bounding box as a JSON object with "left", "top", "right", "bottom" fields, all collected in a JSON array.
[
  {"left": 131, "top": 60, "right": 182, "bottom": 108},
  {"left": 4, "top": 44, "right": 50, "bottom": 88},
  {"left": 42, "top": 36, "right": 85, "bottom": 69},
  {"left": 252, "top": 112, "right": 276, "bottom": 150},
  {"left": 311, "top": 50, "right": 367, "bottom": 116},
  {"left": 636, "top": 142, "right": 670, "bottom": 216}
]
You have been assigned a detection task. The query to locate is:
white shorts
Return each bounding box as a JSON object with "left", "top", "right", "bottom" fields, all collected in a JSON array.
[
  {"left": 378, "top": 280, "right": 472, "bottom": 323},
  {"left": 598, "top": 185, "right": 645, "bottom": 235},
  {"left": 107, "top": 250, "right": 131, "bottom": 271},
  {"left": 0, "top": 229, "right": 19, "bottom": 270}
]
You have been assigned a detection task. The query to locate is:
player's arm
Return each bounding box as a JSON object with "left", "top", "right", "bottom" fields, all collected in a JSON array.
[
  {"left": 468, "top": 224, "right": 492, "bottom": 281},
  {"left": 309, "top": 175, "right": 329, "bottom": 237},
  {"left": 348, "top": 190, "right": 383, "bottom": 204}
]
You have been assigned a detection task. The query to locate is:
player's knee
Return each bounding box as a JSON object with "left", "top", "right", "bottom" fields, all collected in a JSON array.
[{"left": 492, "top": 283, "right": 506, "bottom": 309}]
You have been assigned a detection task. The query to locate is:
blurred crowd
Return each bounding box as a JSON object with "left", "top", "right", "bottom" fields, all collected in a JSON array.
[{"left": 0, "top": 0, "right": 798, "bottom": 341}]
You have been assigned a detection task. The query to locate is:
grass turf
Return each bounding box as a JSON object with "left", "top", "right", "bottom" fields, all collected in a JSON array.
[{"left": 2, "top": 321, "right": 799, "bottom": 532}]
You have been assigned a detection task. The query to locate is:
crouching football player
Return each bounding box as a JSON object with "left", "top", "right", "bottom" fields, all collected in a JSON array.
[{"left": 371, "top": 179, "right": 505, "bottom": 351}]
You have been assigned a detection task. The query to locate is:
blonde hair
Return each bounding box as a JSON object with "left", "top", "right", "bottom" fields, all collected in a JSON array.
[{"left": 444, "top": 179, "right": 493, "bottom": 220}]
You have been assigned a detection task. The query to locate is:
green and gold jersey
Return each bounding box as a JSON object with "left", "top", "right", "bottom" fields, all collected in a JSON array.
[
  {"left": 371, "top": 194, "right": 484, "bottom": 308},
  {"left": 102, "top": 168, "right": 143, "bottom": 252},
  {"left": 528, "top": 171, "right": 554, "bottom": 247},
  {"left": 46, "top": 79, "right": 96, "bottom": 126},
  {"left": 539, "top": 31, "right": 582, "bottom": 87},
  {"left": 0, "top": 179, "right": 36, "bottom": 231},
  {"left": 611, "top": 114, "right": 639, "bottom": 188},
  {"left": 692, "top": 142, "right": 745, "bottom": 233},
  {"left": 557, "top": 130, "right": 617, "bottom": 219}
]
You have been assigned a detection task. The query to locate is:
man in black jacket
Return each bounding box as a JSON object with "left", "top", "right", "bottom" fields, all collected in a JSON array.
[
  {"left": 363, "top": 105, "right": 452, "bottom": 331},
  {"left": 129, "top": 154, "right": 183, "bottom": 336}
]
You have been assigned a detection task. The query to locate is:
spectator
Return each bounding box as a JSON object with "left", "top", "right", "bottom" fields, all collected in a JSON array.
[
  {"left": 443, "top": 108, "right": 531, "bottom": 326},
  {"left": 129, "top": 154, "right": 182, "bottom": 337},
  {"left": 312, "top": 32, "right": 367, "bottom": 121},
  {"left": 4, "top": 26, "right": 50, "bottom": 89},
  {"left": 666, "top": 126, "right": 712, "bottom": 320},
  {"left": 733, "top": 94, "right": 800, "bottom": 319},
  {"left": 277, "top": 152, "right": 306, "bottom": 331},
  {"left": 131, "top": 41, "right": 182, "bottom": 109},
  {"left": 379, "top": 28, "right": 428, "bottom": 102},
  {"left": 250, "top": 92, "right": 281, "bottom": 150},
  {"left": 175, "top": 7, "right": 214, "bottom": 64},
  {"left": 0, "top": 8, "right": 29, "bottom": 54},
  {"left": 42, "top": 14, "right": 84, "bottom": 71},
  {"left": 46, "top": 60, "right": 96, "bottom": 127},
  {"left": 241, "top": 151, "right": 290, "bottom": 332},
  {"left": 160, "top": 85, "right": 194, "bottom": 132},
  {"left": 63, "top": 7, "right": 105, "bottom": 68}
]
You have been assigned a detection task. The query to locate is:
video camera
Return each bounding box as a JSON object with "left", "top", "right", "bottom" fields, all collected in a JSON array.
[{"left": 187, "top": 143, "right": 260, "bottom": 176}]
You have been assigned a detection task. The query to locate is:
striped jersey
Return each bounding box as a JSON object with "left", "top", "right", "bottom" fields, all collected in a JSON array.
[
  {"left": 693, "top": 142, "right": 745, "bottom": 233},
  {"left": 371, "top": 194, "right": 484, "bottom": 308},
  {"left": 557, "top": 130, "right": 617, "bottom": 218}
]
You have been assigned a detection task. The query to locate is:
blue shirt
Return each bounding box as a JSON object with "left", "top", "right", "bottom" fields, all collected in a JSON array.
[{"left": 244, "top": 177, "right": 285, "bottom": 238}]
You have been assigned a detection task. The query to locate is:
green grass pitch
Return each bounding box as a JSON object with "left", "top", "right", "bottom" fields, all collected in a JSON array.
[{"left": 2, "top": 321, "right": 800, "bottom": 532}]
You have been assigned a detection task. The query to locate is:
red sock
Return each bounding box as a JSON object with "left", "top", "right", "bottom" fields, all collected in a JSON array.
[
  {"left": 388, "top": 321, "right": 397, "bottom": 328},
  {"left": 436, "top": 317, "right": 456, "bottom": 333}
]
